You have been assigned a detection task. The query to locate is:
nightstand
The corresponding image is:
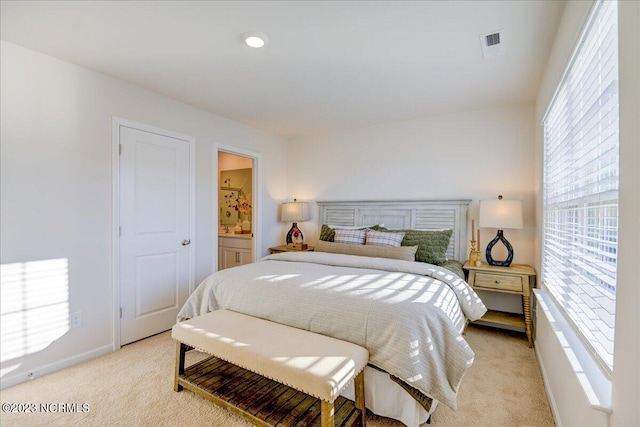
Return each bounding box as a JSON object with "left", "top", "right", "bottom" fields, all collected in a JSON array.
[
  {"left": 463, "top": 262, "right": 536, "bottom": 347},
  {"left": 268, "top": 245, "right": 315, "bottom": 254}
]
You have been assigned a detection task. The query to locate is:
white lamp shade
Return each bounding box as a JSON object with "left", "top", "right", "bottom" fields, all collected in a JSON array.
[
  {"left": 281, "top": 201, "right": 310, "bottom": 222},
  {"left": 479, "top": 199, "right": 523, "bottom": 229}
]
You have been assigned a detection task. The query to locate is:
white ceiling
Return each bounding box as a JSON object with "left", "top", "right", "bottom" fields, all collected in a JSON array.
[{"left": 0, "top": 1, "right": 565, "bottom": 139}]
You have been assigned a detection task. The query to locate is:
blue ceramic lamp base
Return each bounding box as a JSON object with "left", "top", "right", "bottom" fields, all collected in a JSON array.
[{"left": 485, "top": 229, "right": 514, "bottom": 267}]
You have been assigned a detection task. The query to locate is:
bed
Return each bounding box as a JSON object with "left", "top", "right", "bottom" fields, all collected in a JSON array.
[{"left": 178, "top": 200, "right": 486, "bottom": 426}]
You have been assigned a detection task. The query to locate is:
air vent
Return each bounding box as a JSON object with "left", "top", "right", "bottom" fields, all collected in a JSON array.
[
  {"left": 485, "top": 33, "right": 501, "bottom": 47},
  {"left": 480, "top": 30, "right": 505, "bottom": 58}
]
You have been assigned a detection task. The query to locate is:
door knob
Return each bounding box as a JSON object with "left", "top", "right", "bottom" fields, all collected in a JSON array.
[{"left": 181, "top": 239, "right": 191, "bottom": 246}]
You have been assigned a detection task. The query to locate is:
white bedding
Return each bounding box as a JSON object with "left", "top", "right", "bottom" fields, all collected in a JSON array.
[{"left": 177, "top": 251, "right": 486, "bottom": 412}]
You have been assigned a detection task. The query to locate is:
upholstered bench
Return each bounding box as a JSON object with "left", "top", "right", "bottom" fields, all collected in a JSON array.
[{"left": 172, "top": 310, "right": 369, "bottom": 427}]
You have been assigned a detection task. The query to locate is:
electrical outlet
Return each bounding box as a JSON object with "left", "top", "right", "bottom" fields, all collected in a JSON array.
[{"left": 70, "top": 312, "right": 81, "bottom": 328}]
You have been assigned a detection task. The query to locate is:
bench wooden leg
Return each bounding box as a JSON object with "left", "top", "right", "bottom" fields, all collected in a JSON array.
[
  {"left": 174, "top": 341, "right": 186, "bottom": 392},
  {"left": 354, "top": 370, "right": 366, "bottom": 426},
  {"left": 320, "top": 371, "right": 365, "bottom": 427},
  {"left": 321, "top": 400, "right": 334, "bottom": 427}
]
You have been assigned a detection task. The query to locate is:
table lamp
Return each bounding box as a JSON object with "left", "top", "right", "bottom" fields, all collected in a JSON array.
[
  {"left": 479, "top": 195, "right": 523, "bottom": 267},
  {"left": 280, "top": 199, "right": 310, "bottom": 247}
]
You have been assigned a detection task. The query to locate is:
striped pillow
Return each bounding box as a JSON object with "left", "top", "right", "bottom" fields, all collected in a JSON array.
[
  {"left": 365, "top": 230, "right": 405, "bottom": 247},
  {"left": 334, "top": 228, "right": 367, "bottom": 245},
  {"left": 320, "top": 224, "right": 385, "bottom": 242}
]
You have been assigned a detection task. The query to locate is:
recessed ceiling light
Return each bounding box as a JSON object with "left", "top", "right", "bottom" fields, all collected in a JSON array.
[{"left": 241, "top": 32, "right": 268, "bottom": 49}]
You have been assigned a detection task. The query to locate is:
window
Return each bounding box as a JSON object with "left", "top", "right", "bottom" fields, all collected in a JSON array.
[{"left": 542, "top": 0, "right": 619, "bottom": 372}]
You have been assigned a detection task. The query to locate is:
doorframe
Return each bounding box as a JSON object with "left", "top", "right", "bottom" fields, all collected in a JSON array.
[
  {"left": 214, "top": 144, "right": 262, "bottom": 270},
  {"left": 111, "top": 117, "right": 196, "bottom": 350}
]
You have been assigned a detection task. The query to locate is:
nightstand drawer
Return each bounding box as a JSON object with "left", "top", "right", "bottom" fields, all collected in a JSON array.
[{"left": 474, "top": 272, "right": 523, "bottom": 292}]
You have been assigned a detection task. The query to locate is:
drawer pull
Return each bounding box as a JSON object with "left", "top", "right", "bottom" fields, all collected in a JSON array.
[{"left": 494, "top": 280, "right": 500, "bottom": 284}]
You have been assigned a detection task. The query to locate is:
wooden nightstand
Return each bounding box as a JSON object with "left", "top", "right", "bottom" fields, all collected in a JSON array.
[
  {"left": 463, "top": 262, "right": 536, "bottom": 347},
  {"left": 268, "top": 245, "right": 315, "bottom": 254}
]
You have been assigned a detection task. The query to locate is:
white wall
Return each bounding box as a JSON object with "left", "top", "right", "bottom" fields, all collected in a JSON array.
[
  {"left": 288, "top": 103, "right": 537, "bottom": 314},
  {"left": 288, "top": 104, "right": 537, "bottom": 264},
  {"left": 534, "top": 1, "right": 640, "bottom": 426},
  {"left": 611, "top": 2, "right": 640, "bottom": 424},
  {"left": 0, "top": 41, "right": 288, "bottom": 387}
]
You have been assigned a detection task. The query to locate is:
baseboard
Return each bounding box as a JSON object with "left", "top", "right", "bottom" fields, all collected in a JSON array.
[{"left": 0, "top": 344, "right": 113, "bottom": 390}]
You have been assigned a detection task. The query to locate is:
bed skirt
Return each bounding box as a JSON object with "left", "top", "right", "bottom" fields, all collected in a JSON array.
[{"left": 341, "top": 365, "right": 436, "bottom": 427}]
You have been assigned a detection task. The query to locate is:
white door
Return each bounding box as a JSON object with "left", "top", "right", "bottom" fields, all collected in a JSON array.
[{"left": 118, "top": 125, "right": 192, "bottom": 345}]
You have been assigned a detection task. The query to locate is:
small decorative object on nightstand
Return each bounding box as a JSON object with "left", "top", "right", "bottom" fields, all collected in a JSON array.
[
  {"left": 469, "top": 219, "right": 482, "bottom": 267},
  {"left": 269, "top": 245, "right": 315, "bottom": 254},
  {"left": 463, "top": 261, "right": 536, "bottom": 347}
]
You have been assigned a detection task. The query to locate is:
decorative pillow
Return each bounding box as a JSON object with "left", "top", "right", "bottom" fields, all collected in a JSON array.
[
  {"left": 365, "top": 230, "right": 405, "bottom": 247},
  {"left": 334, "top": 228, "right": 367, "bottom": 245},
  {"left": 319, "top": 224, "right": 385, "bottom": 242},
  {"left": 316, "top": 241, "right": 418, "bottom": 261},
  {"left": 327, "top": 223, "right": 384, "bottom": 230},
  {"left": 319, "top": 224, "right": 336, "bottom": 242},
  {"left": 384, "top": 228, "right": 453, "bottom": 265}
]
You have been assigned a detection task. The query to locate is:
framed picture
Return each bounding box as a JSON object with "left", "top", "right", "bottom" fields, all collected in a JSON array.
[{"left": 220, "top": 188, "right": 241, "bottom": 226}]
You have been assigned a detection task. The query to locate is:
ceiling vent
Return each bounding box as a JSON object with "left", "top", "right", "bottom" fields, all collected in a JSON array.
[{"left": 480, "top": 30, "right": 504, "bottom": 58}]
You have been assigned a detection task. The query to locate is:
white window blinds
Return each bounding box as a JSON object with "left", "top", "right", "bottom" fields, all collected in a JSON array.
[{"left": 542, "top": 0, "right": 619, "bottom": 372}]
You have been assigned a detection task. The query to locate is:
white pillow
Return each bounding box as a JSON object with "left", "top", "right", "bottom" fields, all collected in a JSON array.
[
  {"left": 334, "top": 228, "right": 367, "bottom": 245},
  {"left": 365, "top": 230, "right": 405, "bottom": 247}
]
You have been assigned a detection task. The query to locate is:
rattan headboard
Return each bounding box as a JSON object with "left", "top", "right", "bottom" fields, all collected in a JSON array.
[{"left": 317, "top": 199, "right": 470, "bottom": 261}]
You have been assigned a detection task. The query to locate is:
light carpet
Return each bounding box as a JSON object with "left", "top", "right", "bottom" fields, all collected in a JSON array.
[{"left": 0, "top": 325, "right": 554, "bottom": 426}]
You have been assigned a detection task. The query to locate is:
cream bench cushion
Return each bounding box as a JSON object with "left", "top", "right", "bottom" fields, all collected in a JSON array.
[{"left": 172, "top": 309, "right": 369, "bottom": 403}]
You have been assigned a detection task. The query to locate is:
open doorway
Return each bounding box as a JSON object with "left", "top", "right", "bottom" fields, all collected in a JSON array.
[{"left": 215, "top": 146, "right": 261, "bottom": 271}]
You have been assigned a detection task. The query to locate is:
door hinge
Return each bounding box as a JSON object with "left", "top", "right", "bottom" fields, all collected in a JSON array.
[
  {"left": 119, "top": 226, "right": 122, "bottom": 237},
  {"left": 119, "top": 144, "right": 122, "bottom": 155},
  {"left": 119, "top": 308, "right": 122, "bottom": 319}
]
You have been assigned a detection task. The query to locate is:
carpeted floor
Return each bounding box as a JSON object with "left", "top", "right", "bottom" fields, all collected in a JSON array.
[{"left": 0, "top": 325, "right": 554, "bottom": 426}]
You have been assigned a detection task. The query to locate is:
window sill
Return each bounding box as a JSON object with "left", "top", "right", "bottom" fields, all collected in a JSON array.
[{"left": 534, "top": 288, "right": 612, "bottom": 413}]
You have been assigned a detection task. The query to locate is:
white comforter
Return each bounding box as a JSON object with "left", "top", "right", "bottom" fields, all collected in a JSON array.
[{"left": 177, "top": 251, "right": 486, "bottom": 410}]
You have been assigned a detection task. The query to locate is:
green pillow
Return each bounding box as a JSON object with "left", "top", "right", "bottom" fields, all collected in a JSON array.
[
  {"left": 387, "top": 228, "right": 453, "bottom": 265},
  {"left": 319, "top": 224, "right": 336, "bottom": 242},
  {"left": 319, "top": 224, "right": 385, "bottom": 242}
]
